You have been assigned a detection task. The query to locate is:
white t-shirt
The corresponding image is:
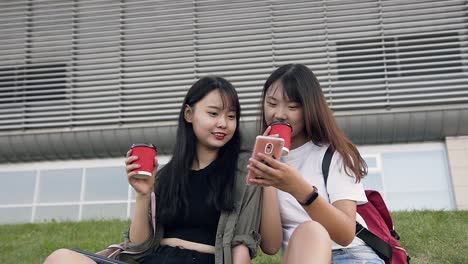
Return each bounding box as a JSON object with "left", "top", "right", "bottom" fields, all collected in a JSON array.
[{"left": 278, "top": 141, "right": 368, "bottom": 250}]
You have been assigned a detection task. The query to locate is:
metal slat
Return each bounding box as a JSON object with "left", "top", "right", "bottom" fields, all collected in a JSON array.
[
  {"left": 332, "top": 72, "right": 468, "bottom": 86},
  {"left": 0, "top": 0, "right": 467, "bottom": 133}
]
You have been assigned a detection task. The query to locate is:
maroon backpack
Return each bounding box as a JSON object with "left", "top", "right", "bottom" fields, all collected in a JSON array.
[{"left": 322, "top": 146, "right": 410, "bottom": 264}]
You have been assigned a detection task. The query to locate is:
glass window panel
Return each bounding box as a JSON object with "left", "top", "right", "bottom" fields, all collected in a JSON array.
[
  {"left": 362, "top": 173, "right": 384, "bottom": 193},
  {"left": 35, "top": 205, "right": 79, "bottom": 222},
  {"left": 0, "top": 207, "right": 32, "bottom": 224},
  {"left": 382, "top": 151, "right": 450, "bottom": 192},
  {"left": 0, "top": 171, "right": 36, "bottom": 205},
  {"left": 81, "top": 203, "right": 127, "bottom": 220},
  {"left": 38, "top": 169, "right": 82, "bottom": 203},
  {"left": 363, "top": 156, "right": 378, "bottom": 168},
  {"left": 386, "top": 191, "right": 453, "bottom": 211},
  {"left": 382, "top": 150, "right": 454, "bottom": 210},
  {"left": 84, "top": 167, "right": 128, "bottom": 201}
]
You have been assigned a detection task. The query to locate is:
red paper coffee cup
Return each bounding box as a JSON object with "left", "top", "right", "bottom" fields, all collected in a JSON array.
[
  {"left": 269, "top": 121, "right": 292, "bottom": 155},
  {"left": 130, "top": 143, "right": 157, "bottom": 179}
]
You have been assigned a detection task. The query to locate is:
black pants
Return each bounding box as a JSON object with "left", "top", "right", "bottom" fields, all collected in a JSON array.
[{"left": 141, "top": 245, "right": 215, "bottom": 264}]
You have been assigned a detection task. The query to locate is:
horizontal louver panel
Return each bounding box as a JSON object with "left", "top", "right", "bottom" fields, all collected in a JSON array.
[
  {"left": 194, "top": 0, "right": 273, "bottom": 119},
  {"left": 0, "top": 0, "right": 467, "bottom": 131}
]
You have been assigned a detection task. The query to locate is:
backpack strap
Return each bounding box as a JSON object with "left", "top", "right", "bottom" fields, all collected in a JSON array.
[
  {"left": 151, "top": 191, "right": 156, "bottom": 235},
  {"left": 322, "top": 144, "right": 334, "bottom": 187},
  {"left": 356, "top": 222, "right": 393, "bottom": 261},
  {"left": 321, "top": 146, "right": 392, "bottom": 262}
]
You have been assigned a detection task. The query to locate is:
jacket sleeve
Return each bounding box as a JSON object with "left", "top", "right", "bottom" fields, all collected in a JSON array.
[
  {"left": 122, "top": 229, "right": 154, "bottom": 254},
  {"left": 115, "top": 219, "right": 155, "bottom": 263},
  {"left": 118, "top": 193, "right": 158, "bottom": 262},
  {"left": 231, "top": 153, "right": 263, "bottom": 258},
  {"left": 231, "top": 184, "right": 262, "bottom": 258}
]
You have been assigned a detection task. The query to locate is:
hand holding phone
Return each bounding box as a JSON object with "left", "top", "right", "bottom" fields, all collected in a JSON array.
[{"left": 246, "top": 135, "right": 284, "bottom": 184}]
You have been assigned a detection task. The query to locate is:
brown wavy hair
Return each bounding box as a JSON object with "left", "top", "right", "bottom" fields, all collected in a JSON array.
[{"left": 259, "top": 64, "right": 367, "bottom": 181}]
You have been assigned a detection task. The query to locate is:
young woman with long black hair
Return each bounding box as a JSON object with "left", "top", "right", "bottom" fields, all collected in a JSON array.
[{"left": 44, "top": 76, "right": 262, "bottom": 264}]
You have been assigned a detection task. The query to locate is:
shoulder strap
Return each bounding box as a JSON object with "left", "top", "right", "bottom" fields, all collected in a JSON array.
[
  {"left": 321, "top": 146, "right": 393, "bottom": 262},
  {"left": 151, "top": 191, "right": 156, "bottom": 235},
  {"left": 321, "top": 144, "right": 334, "bottom": 187},
  {"left": 356, "top": 223, "right": 393, "bottom": 261}
]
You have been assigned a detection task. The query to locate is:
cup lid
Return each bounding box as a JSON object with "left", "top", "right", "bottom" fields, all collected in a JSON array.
[
  {"left": 269, "top": 120, "right": 292, "bottom": 128},
  {"left": 130, "top": 143, "right": 157, "bottom": 150}
]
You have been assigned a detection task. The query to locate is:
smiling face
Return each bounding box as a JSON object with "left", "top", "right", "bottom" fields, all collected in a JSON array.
[
  {"left": 263, "top": 81, "right": 308, "bottom": 150},
  {"left": 184, "top": 89, "right": 237, "bottom": 153}
]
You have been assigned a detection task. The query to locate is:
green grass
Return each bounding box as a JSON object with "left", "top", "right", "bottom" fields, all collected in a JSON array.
[
  {"left": 391, "top": 211, "right": 468, "bottom": 264},
  {"left": 0, "top": 211, "right": 467, "bottom": 264}
]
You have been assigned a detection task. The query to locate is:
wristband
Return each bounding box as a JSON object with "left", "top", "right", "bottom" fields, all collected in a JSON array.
[{"left": 299, "top": 186, "right": 319, "bottom": 206}]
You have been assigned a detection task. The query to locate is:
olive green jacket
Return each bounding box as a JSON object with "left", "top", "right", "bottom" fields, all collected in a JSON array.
[{"left": 118, "top": 153, "right": 262, "bottom": 264}]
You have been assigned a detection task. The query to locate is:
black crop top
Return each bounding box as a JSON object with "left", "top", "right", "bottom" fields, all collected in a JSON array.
[{"left": 163, "top": 160, "right": 222, "bottom": 246}]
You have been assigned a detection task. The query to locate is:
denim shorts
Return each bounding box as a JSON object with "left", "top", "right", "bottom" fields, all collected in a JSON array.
[{"left": 332, "top": 245, "right": 384, "bottom": 264}]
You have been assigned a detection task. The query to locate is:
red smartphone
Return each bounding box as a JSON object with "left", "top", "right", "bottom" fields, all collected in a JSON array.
[{"left": 246, "top": 135, "right": 284, "bottom": 184}]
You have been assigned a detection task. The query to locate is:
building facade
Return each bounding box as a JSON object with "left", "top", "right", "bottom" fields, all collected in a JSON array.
[{"left": 1, "top": 0, "right": 467, "bottom": 224}]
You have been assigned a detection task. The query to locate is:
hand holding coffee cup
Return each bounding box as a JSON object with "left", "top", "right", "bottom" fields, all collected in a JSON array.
[
  {"left": 129, "top": 143, "right": 158, "bottom": 179},
  {"left": 268, "top": 121, "right": 292, "bottom": 156}
]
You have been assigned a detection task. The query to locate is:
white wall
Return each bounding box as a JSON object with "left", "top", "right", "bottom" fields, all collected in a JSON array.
[{"left": 445, "top": 136, "right": 468, "bottom": 210}]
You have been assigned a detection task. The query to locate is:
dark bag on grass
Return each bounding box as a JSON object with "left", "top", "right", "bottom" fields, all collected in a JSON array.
[{"left": 322, "top": 146, "right": 410, "bottom": 264}]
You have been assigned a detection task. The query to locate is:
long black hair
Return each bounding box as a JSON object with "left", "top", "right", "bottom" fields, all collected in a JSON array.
[{"left": 156, "top": 76, "right": 241, "bottom": 224}]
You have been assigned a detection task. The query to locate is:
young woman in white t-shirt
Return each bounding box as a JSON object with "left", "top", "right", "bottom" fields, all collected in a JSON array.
[{"left": 247, "top": 64, "right": 384, "bottom": 264}]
